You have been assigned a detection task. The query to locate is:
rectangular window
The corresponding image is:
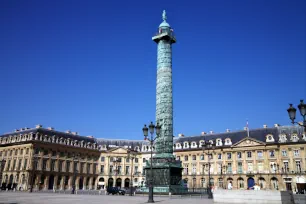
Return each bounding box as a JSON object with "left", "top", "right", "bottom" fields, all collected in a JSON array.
[
  {"left": 0, "top": 151, "right": 2, "bottom": 157},
  {"left": 296, "top": 161, "right": 301, "bottom": 172},
  {"left": 135, "top": 166, "right": 138, "bottom": 174},
  {"left": 177, "top": 156, "right": 181, "bottom": 161},
  {"left": 135, "top": 158, "right": 138, "bottom": 163},
  {"left": 294, "top": 150, "right": 300, "bottom": 157},
  {"left": 52, "top": 151, "right": 56, "bottom": 157},
  {"left": 269, "top": 150, "right": 275, "bottom": 158},
  {"left": 59, "top": 161, "right": 63, "bottom": 172},
  {"left": 24, "top": 159, "right": 28, "bottom": 170},
  {"left": 227, "top": 153, "right": 232, "bottom": 160},
  {"left": 109, "top": 165, "right": 113, "bottom": 174},
  {"left": 87, "top": 163, "right": 90, "bottom": 174},
  {"left": 80, "top": 163, "right": 84, "bottom": 173},
  {"left": 66, "top": 161, "right": 71, "bottom": 172},
  {"left": 93, "top": 164, "right": 97, "bottom": 174},
  {"left": 101, "top": 157, "right": 105, "bottom": 162},
  {"left": 51, "top": 160, "right": 55, "bottom": 171},
  {"left": 7, "top": 160, "right": 11, "bottom": 171},
  {"left": 20, "top": 149, "right": 23, "bottom": 155},
  {"left": 13, "top": 159, "right": 16, "bottom": 170},
  {"left": 200, "top": 155, "right": 204, "bottom": 160},
  {"left": 26, "top": 148, "right": 29, "bottom": 154},
  {"left": 247, "top": 162, "right": 253, "bottom": 172},
  {"left": 100, "top": 165, "right": 104, "bottom": 174},
  {"left": 125, "top": 166, "right": 130, "bottom": 175},
  {"left": 184, "top": 164, "right": 189, "bottom": 175},
  {"left": 143, "top": 158, "right": 146, "bottom": 163},
  {"left": 43, "top": 159, "right": 47, "bottom": 170},
  {"left": 283, "top": 162, "right": 289, "bottom": 172},
  {"left": 282, "top": 150, "right": 287, "bottom": 157},
  {"left": 237, "top": 152, "right": 242, "bottom": 159},
  {"left": 247, "top": 152, "right": 252, "bottom": 158},
  {"left": 18, "top": 159, "right": 22, "bottom": 170},
  {"left": 118, "top": 166, "right": 122, "bottom": 174},
  {"left": 238, "top": 162, "right": 243, "bottom": 173},
  {"left": 192, "top": 155, "right": 196, "bottom": 160},
  {"left": 15, "top": 150, "right": 17, "bottom": 155},
  {"left": 227, "top": 163, "right": 232, "bottom": 173},
  {"left": 126, "top": 157, "right": 130, "bottom": 163},
  {"left": 258, "top": 162, "right": 263, "bottom": 172},
  {"left": 184, "top": 156, "right": 188, "bottom": 161},
  {"left": 257, "top": 151, "right": 263, "bottom": 159},
  {"left": 218, "top": 154, "right": 222, "bottom": 160},
  {"left": 192, "top": 164, "right": 196, "bottom": 174}
]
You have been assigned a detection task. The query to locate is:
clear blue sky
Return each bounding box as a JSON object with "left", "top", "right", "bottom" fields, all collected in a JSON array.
[{"left": 0, "top": 0, "right": 305, "bottom": 139}]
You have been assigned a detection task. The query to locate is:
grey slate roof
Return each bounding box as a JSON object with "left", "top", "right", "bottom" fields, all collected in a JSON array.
[
  {"left": 0, "top": 128, "right": 96, "bottom": 143},
  {"left": 173, "top": 125, "right": 304, "bottom": 145},
  {"left": 97, "top": 138, "right": 149, "bottom": 149}
]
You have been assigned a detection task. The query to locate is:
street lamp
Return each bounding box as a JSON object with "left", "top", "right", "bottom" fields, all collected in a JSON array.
[
  {"left": 287, "top": 100, "right": 306, "bottom": 132},
  {"left": 202, "top": 141, "right": 215, "bottom": 199},
  {"left": 142, "top": 122, "right": 161, "bottom": 203},
  {"left": 71, "top": 155, "right": 79, "bottom": 194},
  {"left": 127, "top": 151, "right": 135, "bottom": 196}
]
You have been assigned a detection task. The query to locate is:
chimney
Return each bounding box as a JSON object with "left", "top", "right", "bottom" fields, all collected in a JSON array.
[
  {"left": 14, "top": 129, "right": 19, "bottom": 132},
  {"left": 226, "top": 129, "right": 230, "bottom": 133},
  {"left": 72, "top": 132, "right": 78, "bottom": 135},
  {"left": 20, "top": 128, "right": 25, "bottom": 131},
  {"left": 263, "top": 124, "right": 268, "bottom": 128},
  {"left": 66, "top": 130, "right": 71, "bottom": 134},
  {"left": 25, "top": 127, "right": 30, "bottom": 130},
  {"left": 201, "top": 132, "right": 207, "bottom": 136},
  {"left": 178, "top": 133, "right": 184, "bottom": 137},
  {"left": 209, "top": 131, "right": 214, "bottom": 134},
  {"left": 47, "top": 127, "right": 54, "bottom": 130},
  {"left": 35, "top": 124, "right": 42, "bottom": 128},
  {"left": 274, "top": 124, "right": 280, "bottom": 127},
  {"left": 243, "top": 127, "right": 247, "bottom": 131}
]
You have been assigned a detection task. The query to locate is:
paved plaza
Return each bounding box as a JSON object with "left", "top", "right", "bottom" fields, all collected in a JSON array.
[{"left": 0, "top": 192, "right": 213, "bottom": 204}]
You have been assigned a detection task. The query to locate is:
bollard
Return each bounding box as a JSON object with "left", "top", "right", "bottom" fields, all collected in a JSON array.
[{"left": 169, "top": 192, "right": 171, "bottom": 199}]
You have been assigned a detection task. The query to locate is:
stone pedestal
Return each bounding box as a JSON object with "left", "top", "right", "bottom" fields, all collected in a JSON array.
[{"left": 144, "top": 157, "right": 185, "bottom": 194}]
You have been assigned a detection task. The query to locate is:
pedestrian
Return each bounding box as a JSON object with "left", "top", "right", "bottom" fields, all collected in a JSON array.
[{"left": 227, "top": 181, "right": 233, "bottom": 190}]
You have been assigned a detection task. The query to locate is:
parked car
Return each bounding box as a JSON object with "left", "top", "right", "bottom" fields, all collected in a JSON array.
[{"left": 106, "top": 187, "right": 125, "bottom": 195}]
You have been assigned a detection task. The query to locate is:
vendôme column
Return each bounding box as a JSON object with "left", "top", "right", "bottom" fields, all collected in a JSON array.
[{"left": 152, "top": 10, "right": 176, "bottom": 159}]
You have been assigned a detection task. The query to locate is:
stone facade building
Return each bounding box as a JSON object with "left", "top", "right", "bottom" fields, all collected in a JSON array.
[
  {"left": 1, "top": 124, "right": 305, "bottom": 193},
  {"left": 0, "top": 125, "right": 100, "bottom": 191}
]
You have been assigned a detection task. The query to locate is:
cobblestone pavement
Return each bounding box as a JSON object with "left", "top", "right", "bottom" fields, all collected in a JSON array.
[{"left": 0, "top": 192, "right": 214, "bottom": 204}]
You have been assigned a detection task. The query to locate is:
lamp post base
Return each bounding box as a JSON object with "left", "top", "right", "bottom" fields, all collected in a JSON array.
[{"left": 148, "top": 186, "right": 154, "bottom": 203}]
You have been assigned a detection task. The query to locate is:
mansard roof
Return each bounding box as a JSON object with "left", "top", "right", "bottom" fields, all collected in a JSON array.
[
  {"left": 0, "top": 127, "right": 96, "bottom": 143},
  {"left": 174, "top": 125, "right": 305, "bottom": 145},
  {"left": 97, "top": 138, "right": 149, "bottom": 148}
]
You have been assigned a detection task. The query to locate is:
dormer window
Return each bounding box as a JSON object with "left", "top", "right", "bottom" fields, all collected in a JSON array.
[
  {"left": 199, "top": 140, "right": 204, "bottom": 147},
  {"left": 216, "top": 139, "right": 222, "bottom": 146},
  {"left": 279, "top": 134, "right": 287, "bottom": 143},
  {"left": 291, "top": 134, "right": 299, "bottom": 142},
  {"left": 192, "top": 142, "right": 197, "bottom": 148},
  {"left": 266, "top": 134, "right": 275, "bottom": 142},
  {"left": 176, "top": 143, "right": 181, "bottom": 149},
  {"left": 209, "top": 140, "right": 213, "bottom": 144},
  {"left": 184, "top": 142, "right": 189, "bottom": 148},
  {"left": 302, "top": 134, "right": 306, "bottom": 141},
  {"left": 225, "top": 138, "right": 232, "bottom": 145}
]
